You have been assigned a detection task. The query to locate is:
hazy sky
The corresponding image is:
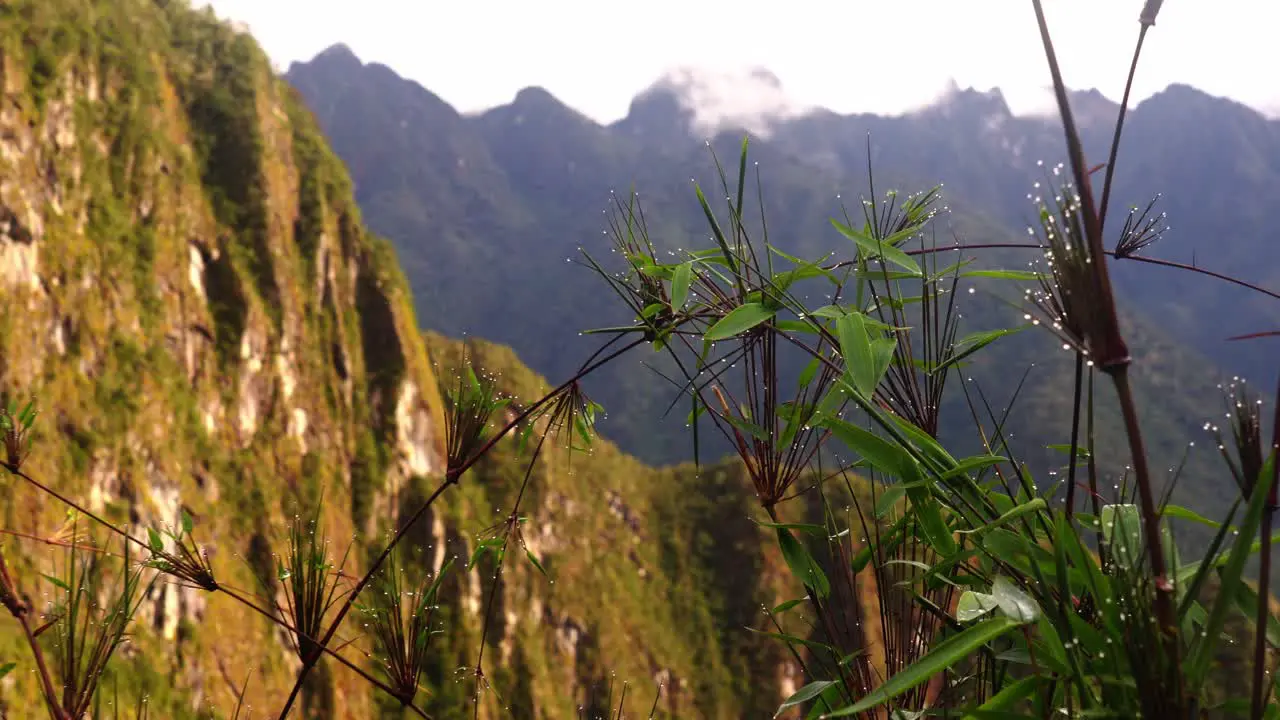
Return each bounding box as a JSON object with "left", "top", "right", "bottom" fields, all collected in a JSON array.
[{"left": 202, "top": 0, "right": 1279, "bottom": 123}]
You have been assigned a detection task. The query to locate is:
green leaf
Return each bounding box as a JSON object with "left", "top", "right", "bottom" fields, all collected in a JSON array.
[
  {"left": 1163, "top": 504, "right": 1226, "bottom": 529},
  {"left": 181, "top": 511, "right": 194, "bottom": 535},
  {"left": 961, "top": 676, "right": 1041, "bottom": 718},
  {"left": 960, "top": 269, "right": 1042, "bottom": 281},
  {"left": 775, "top": 680, "right": 838, "bottom": 717},
  {"left": 804, "top": 682, "right": 847, "bottom": 720},
  {"left": 823, "top": 417, "right": 916, "bottom": 481},
  {"left": 964, "top": 499, "right": 1047, "bottom": 538},
  {"left": 525, "top": 550, "right": 549, "bottom": 578},
  {"left": 777, "top": 527, "right": 831, "bottom": 599},
  {"left": 836, "top": 311, "right": 876, "bottom": 396},
  {"left": 147, "top": 527, "right": 164, "bottom": 553},
  {"left": 910, "top": 492, "right": 958, "bottom": 557},
  {"left": 756, "top": 521, "right": 827, "bottom": 535},
  {"left": 695, "top": 184, "right": 737, "bottom": 274},
  {"left": 468, "top": 538, "right": 503, "bottom": 571},
  {"left": 772, "top": 598, "right": 807, "bottom": 614},
  {"left": 870, "top": 336, "right": 897, "bottom": 393},
  {"left": 874, "top": 484, "right": 908, "bottom": 518},
  {"left": 937, "top": 455, "right": 1007, "bottom": 484},
  {"left": 42, "top": 573, "right": 70, "bottom": 592},
  {"left": 831, "top": 219, "right": 922, "bottom": 275},
  {"left": 1100, "top": 504, "right": 1142, "bottom": 569},
  {"left": 670, "top": 261, "right": 693, "bottom": 309},
  {"left": 1226, "top": 575, "right": 1280, "bottom": 648},
  {"left": 826, "top": 617, "right": 1022, "bottom": 716},
  {"left": 957, "top": 591, "right": 999, "bottom": 621},
  {"left": 937, "top": 328, "right": 1021, "bottom": 373},
  {"left": 797, "top": 356, "right": 821, "bottom": 390},
  {"left": 0, "top": 662, "right": 14, "bottom": 681},
  {"left": 991, "top": 576, "right": 1040, "bottom": 623},
  {"left": 705, "top": 302, "right": 775, "bottom": 341},
  {"left": 1046, "top": 443, "right": 1091, "bottom": 460},
  {"left": 18, "top": 399, "right": 35, "bottom": 423}
]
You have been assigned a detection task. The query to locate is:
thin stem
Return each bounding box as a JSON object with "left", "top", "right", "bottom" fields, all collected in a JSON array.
[
  {"left": 1097, "top": 25, "right": 1151, "bottom": 233},
  {"left": 1252, "top": 505, "right": 1274, "bottom": 720},
  {"left": 1087, "top": 368, "right": 1107, "bottom": 565},
  {"left": 473, "top": 430, "right": 548, "bottom": 719},
  {"left": 826, "top": 243, "right": 1280, "bottom": 303},
  {"left": 1109, "top": 367, "right": 1179, "bottom": 653},
  {"left": 5, "top": 467, "right": 145, "bottom": 552},
  {"left": 0, "top": 528, "right": 122, "bottom": 557},
  {"left": 19, "top": 609, "right": 67, "bottom": 720},
  {"left": 1065, "top": 352, "right": 1085, "bottom": 518},
  {"left": 1253, "top": 381, "right": 1280, "bottom": 720},
  {"left": 0, "top": 551, "right": 66, "bottom": 719}
]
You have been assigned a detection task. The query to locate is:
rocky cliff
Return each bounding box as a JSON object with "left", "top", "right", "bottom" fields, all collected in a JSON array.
[{"left": 0, "top": 0, "right": 437, "bottom": 715}]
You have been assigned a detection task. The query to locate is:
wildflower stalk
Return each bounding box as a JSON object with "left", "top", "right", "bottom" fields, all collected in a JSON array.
[{"left": 1029, "top": 0, "right": 1179, "bottom": 668}]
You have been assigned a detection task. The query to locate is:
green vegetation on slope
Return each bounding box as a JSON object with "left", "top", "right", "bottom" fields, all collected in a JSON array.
[{"left": 0, "top": 0, "right": 445, "bottom": 715}]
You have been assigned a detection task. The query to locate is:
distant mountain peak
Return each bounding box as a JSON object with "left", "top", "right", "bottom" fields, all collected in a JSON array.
[
  {"left": 513, "top": 86, "right": 559, "bottom": 106},
  {"left": 313, "top": 42, "right": 362, "bottom": 67},
  {"left": 924, "top": 80, "right": 1012, "bottom": 119},
  {"left": 486, "top": 85, "right": 598, "bottom": 128},
  {"left": 630, "top": 65, "right": 811, "bottom": 137}
]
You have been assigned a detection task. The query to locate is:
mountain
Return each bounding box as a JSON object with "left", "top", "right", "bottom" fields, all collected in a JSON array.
[
  {"left": 284, "top": 49, "right": 1274, "bottom": 527},
  {"left": 0, "top": 3, "right": 823, "bottom": 717}
]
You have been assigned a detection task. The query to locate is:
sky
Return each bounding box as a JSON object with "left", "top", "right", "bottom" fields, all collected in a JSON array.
[{"left": 201, "top": 0, "right": 1280, "bottom": 124}]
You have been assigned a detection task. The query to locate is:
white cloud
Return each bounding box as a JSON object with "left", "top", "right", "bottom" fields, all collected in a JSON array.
[
  {"left": 639, "top": 67, "right": 811, "bottom": 136},
  {"left": 201, "top": 0, "right": 1280, "bottom": 123}
]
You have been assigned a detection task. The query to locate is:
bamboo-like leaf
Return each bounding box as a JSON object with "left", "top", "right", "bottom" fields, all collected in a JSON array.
[
  {"left": 1100, "top": 504, "right": 1142, "bottom": 569},
  {"left": 960, "top": 269, "right": 1043, "bottom": 282},
  {"left": 961, "top": 676, "right": 1042, "bottom": 718},
  {"left": 874, "top": 484, "right": 909, "bottom": 518},
  {"left": 525, "top": 550, "right": 549, "bottom": 578},
  {"left": 775, "top": 680, "right": 838, "bottom": 717},
  {"left": 991, "top": 576, "right": 1040, "bottom": 623},
  {"left": 777, "top": 527, "right": 831, "bottom": 598},
  {"left": 831, "top": 219, "right": 922, "bottom": 275},
  {"left": 705, "top": 302, "right": 774, "bottom": 341},
  {"left": 1225, "top": 574, "right": 1280, "bottom": 648},
  {"left": 823, "top": 417, "right": 915, "bottom": 480},
  {"left": 936, "top": 328, "right": 1022, "bottom": 373},
  {"left": 837, "top": 311, "right": 876, "bottom": 396},
  {"left": 957, "top": 591, "right": 999, "bottom": 622},
  {"left": 670, "top": 261, "right": 692, "bottom": 309},
  {"left": 825, "top": 617, "right": 1023, "bottom": 716}
]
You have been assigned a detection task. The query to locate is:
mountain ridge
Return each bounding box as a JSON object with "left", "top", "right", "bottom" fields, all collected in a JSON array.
[{"left": 292, "top": 42, "right": 1279, "bottom": 136}]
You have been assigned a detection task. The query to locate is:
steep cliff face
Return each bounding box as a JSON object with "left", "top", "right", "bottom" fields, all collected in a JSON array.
[{"left": 0, "top": 0, "right": 445, "bottom": 715}]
